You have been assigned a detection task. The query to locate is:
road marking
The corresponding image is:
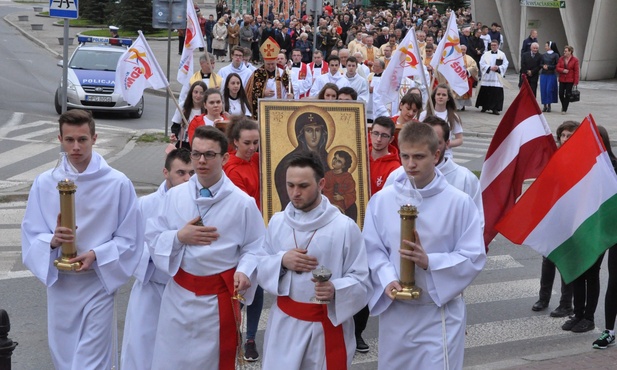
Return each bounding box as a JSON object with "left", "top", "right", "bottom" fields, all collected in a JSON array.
[
  {"left": 0, "top": 111, "right": 23, "bottom": 137},
  {"left": 484, "top": 254, "right": 524, "bottom": 270},
  {"left": 465, "top": 279, "right": 542, "bottom": 304},
  {"left": 0, "top": 142, "right": 57, "bottom": 170}
]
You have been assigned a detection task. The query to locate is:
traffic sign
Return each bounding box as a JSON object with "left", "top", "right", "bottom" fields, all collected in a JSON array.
[{"left": 49, "top": 0, "right": 79, "bottom": 19}]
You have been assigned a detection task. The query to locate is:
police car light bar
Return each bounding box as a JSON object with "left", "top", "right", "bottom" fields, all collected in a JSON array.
[{"left": 77, "top": 36, "right": 133, "bottom": 46}]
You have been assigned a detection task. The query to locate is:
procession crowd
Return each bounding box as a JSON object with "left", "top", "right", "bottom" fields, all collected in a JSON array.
[{"left": 18, "top": 1, "right": 617, "bottom": 370}]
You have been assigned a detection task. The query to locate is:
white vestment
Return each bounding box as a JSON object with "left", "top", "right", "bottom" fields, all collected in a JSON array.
[
  {"left": 367, "top": 73, "right": 382, "bottom": 120},
  {"left": 218, "top": 62, "right": 253, "bottom": 87},
  {"left": 145, "top": 174, "right": 265, "bottom": 370},
  {"left": 336, "top": 73, "right": 370, "bottom": 103},
  {"left": 289, "top": 63, "right": 314, "bottom": 99},
  {"left": 21, "top": 152, "right": 142, "bottom": 370},
  {"left": 257, "top": 196, "right": 371, "bottom": 370},
  {"left": 364, "top": 170, "right": 485, "bottom": 370},
  {"left": 479, "top": 50, "right": 508, "bottom": 88},
  {"left": 309, "top": 71, "right": 345, "bottom": 97},
  {"left": 385, "top": 160, "right": 483, "bottom": 225},
  {"left": 121, "top": 181, "right": 171, "bottom": 370}
]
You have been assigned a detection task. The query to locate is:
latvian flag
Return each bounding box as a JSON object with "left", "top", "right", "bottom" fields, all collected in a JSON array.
[{"left": 479, "top": 79, "right": 557, "bottom": 250}]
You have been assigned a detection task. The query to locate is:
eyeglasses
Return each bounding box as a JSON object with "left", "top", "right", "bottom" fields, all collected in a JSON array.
[
  {"left": 370, "top": 131, "right": 391, "bottom": 140},
  {"left": 190, "top": 151, "right": 222, "bottom": 160}
]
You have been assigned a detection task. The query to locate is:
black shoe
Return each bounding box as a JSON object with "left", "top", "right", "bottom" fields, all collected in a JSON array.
[
  {"left": 562, "top": 317, "right": 582, "bottom": 331},
  {"left": 550, "top": 305, "right": 573, "bottom": 318},
  {"left": 547, "top": 105, "right": 551, "bottom": 112},
  {"left": 243, "top": 339, "right": 259, "bottom": 362},
  {"left": 571, "top": 319, "right": 595, "bottom": 333},
  {"left": 481, "top": 108, "right": 487, "bottom": 113},
  {"left": 593, "top": 330, "right": 616, "bottom": 349},
  {"left": 356, "top": 336, "right": 369, "bottom": 353},
  {"left": 460, "top": 107, "right": 465, "bottom": 111},
  {"left": 492, "top": 110, "right": 500, "bottom": 115},
  {"left": 532, "top": 300, "right": 549, "bottom": 311},
  {"left": 542, "top": 105, "right": 547, "bottom": 112}
]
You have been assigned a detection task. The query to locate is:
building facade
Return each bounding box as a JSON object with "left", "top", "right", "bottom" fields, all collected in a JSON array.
[{"left": 471, "top": 0, "right": 617, "bottom": 80}]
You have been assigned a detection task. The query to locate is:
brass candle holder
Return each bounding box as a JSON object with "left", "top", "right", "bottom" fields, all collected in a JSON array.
[
  {"left": 393, "top": 205, "right": 422, "bottom": 300},
  {"left": 54, "top": 179, "right": 82, "bottom": 271}
]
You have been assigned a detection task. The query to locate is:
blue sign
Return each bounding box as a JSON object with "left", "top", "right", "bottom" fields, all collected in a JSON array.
[{"left": 49, "top": 0, "right": 79, "bottom": 19}]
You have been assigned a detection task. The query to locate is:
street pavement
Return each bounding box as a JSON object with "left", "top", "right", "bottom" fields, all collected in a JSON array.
[{"left": 3, "top": 5, "right": 617, "bottom": 370}]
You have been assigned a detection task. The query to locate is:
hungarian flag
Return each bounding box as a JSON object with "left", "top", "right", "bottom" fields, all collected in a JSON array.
[
  {"left": 431, "top": 12, "right": 468, "bottom": 96},
  {"left": 115, "top": 31, "right": 169, "bottom": 106},
  {"left": 496, "top": 115, "right": 617, "bottom": 283},
  {"left": 479, "top": 79, "right": 557, "bottom": 249},
  {"left": 177, "top": 0, "right": 205, "bottom": 85},
  {"left": 376, "top": 24, "right": 426, "bottom": 107}
]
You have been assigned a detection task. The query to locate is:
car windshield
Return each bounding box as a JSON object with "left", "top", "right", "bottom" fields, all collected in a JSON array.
[{"left": 69, "top": 49, "right": 122, "bottom": 71}]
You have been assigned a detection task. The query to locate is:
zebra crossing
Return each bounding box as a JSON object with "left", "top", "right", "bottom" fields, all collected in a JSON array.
[
  {"left": 0, "top": 117, "right": 135, "bottom": 192},
  {"left": 452, "top": 134, "right": 492, "bottom": 165}
]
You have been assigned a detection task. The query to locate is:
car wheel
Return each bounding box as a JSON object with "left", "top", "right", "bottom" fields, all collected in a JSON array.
[
  {"left": 54, "top": 89, "right": 62, "bottom": 114},
  {"left": 128, "top": 97, "right": 144, "bottom": 118}
]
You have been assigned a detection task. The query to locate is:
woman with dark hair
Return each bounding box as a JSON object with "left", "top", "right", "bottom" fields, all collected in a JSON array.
[
  {"left": 274, "top": 111, "right": 330, "bottom": 210},
  {"left": 317, "top": 83, "right": 339, "bottom": 100},
  {"left": 556, "top": 45, "right": 580, "bottom": 114},
  {"left": 593, "top": 125, "right": 617, "bottom": 349},
  {"left": 223, "top": 73, "right": 252, "bottom": 116},
  {"left": 187, "top": 88, "right": 229, "bottom": 144},
  {"left": 420, "top": 84, "right": 463, "bottom": 158},
  {"left": 540, "top": 41, "right": 560, "bottom": 112},
  {"left": 170, "top": 80, "right": 207, "bottom": 149}
]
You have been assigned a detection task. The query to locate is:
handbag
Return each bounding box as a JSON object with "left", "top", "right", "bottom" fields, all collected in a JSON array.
[{"left": 570, "top": 86, "right": 580, "bottom": 102}]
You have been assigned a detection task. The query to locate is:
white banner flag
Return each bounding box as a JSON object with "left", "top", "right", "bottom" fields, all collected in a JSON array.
[
  {"left": 431, "top": 13, "right": 469, "bottom": 95},
  {"left": 115, "top": 31, "right": 169, "bottom": 106},
  {"left": 376, "top": 27, "right": 425, "bottom": 106},
  {"left": 177, "top": 0, "right": 205, "bottom": 85}
]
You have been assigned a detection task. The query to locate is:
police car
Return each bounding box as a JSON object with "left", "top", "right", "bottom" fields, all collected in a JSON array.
[{"left": 54, "top": 36, "right": 144, "bottom": 118}]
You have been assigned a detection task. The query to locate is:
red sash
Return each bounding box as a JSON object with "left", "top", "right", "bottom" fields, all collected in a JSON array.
[
  {"left": 277, "top": 296, "right": 347, "bottom": 370},
  {"left": 298, "top": 63, "right": 309, "bottom": 98},
  {"left": 174, "top": 268, "right": 239, "bottom": 370}
]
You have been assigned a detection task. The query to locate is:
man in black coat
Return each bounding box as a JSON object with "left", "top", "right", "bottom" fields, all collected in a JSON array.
[
  {"left": 275, "top": 25, "right": 292, "bottom": 59},
  {"left": 519, "top": 42, "right": 542, "bottom": 96}
]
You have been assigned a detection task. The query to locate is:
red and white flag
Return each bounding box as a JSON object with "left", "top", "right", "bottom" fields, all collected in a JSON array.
[
  {"left": 115, "top": 31, "right": 169, "bottom": 106},
  {"left": 480, "top": 79, "right": 557, "bottom": 249},
  {"left": 431, "top": 13, "right": 468, "bottom": 96},
  {"left": 177, "top": 0, "right": 205, "bottom": 85},
  {"left": 496, "top": 115, "right": 617, "bottom": 283},
  {"left": 376, "top": 25, "right": 426, "bottom": 106}
]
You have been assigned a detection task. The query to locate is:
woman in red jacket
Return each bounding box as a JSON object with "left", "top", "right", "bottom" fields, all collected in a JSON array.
[
  {"left": 223, "top": 115, "right": 262, "bottom": 362},
  {"left": 556, "top": 45, "right": 580, "bottom": 114}
]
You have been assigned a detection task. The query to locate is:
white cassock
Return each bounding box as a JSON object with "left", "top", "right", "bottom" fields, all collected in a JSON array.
[
  {"left": 479, "top": 50, "right": 508, "bottom": 88},
  {"left": 257, "top": 195, "right": 371, "bottom": 370},
  {"left": 364, "top": 170, "right": 485, "bottom": 370},
  {"left": 367, "top": 72, "right": 382, "bottom": 120},
  {"left": 289, "top": 62, "right": 313, "bottom": 99},
  {"left": 145, "top": 174, "right": 265, "bottom": 370},
  {"left": 218, "top": 63, "right": 253, "bottom": 88},
  {"left": 385, "top": 161, "right": 484, "bottom": 227},
  {"left": 357, "top": 63, "right": 370, "bottom": 78},
  {"left": 309, "top": 71, "right": 345, "bottom": 97},
  {"left": 21, "top": 152, "right": 142, "bottom": 370},
  {"left": 121, "top": 181, "right": 171, "bottom": 370},
  {"left": 336, "top": 73, "right": 370, "bottom": 103}
]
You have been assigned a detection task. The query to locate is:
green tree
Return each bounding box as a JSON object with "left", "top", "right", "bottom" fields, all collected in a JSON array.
[
  {"left": 80, "top": 0, "right": 112, "bottom": 24},
  {"left": 114, "top": 0, "right": 156, "bottom": 33}
]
